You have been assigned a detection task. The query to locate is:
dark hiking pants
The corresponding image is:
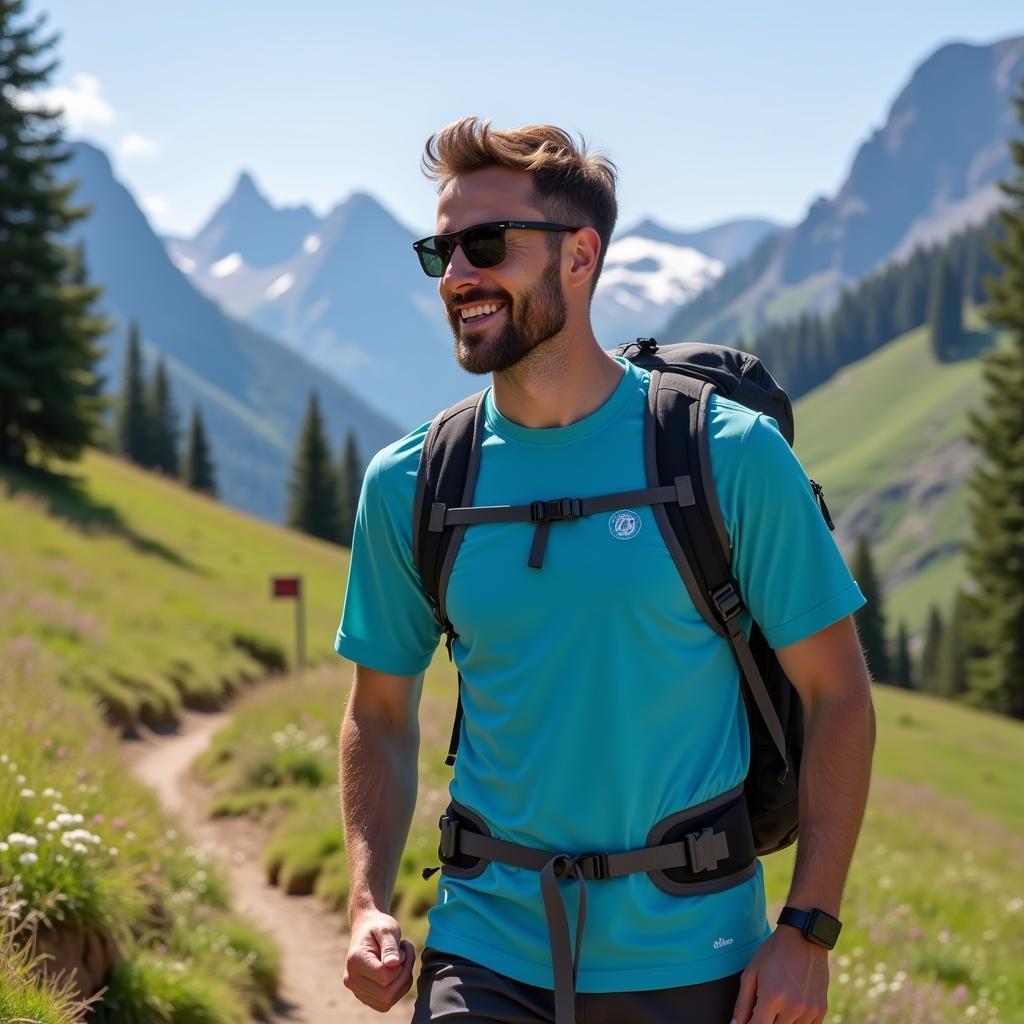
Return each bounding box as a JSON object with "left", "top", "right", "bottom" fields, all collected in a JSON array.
[{"left": 411, "top": 946, "right": 743, "bottom": 1023}]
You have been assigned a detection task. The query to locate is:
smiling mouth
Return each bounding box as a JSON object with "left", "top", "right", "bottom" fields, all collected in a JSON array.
[{"left": 457, "top": 302, "right": 505, "bottom": 328}]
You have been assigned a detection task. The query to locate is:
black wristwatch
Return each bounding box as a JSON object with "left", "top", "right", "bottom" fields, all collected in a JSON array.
[{"left": 777, "top": 906, "right": 843, "bottom": 949}]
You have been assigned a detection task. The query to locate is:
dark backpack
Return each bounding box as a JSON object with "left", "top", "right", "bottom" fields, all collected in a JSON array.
[{"left": 412, "top": 337, "right": 835, "bottom": 856}]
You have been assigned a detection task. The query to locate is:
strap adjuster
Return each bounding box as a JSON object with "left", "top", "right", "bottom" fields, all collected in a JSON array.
[
  {"left": 530, "top": 497, "right": 583, "bottom": 523},
  {"left": 711, "top": 583, "right": 743, "bottom": 621},
  {"left": 686, "top": 827, "right": 730, "bottom": 873},
  {"left": 575, "top": 851, "right": 610, "bottom": 881},
  {"left": 438, "top": 814, "right": 460, "bottom": 861}
]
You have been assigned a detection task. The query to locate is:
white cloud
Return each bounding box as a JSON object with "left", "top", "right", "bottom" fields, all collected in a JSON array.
[
  {"left": 141, "top": 195, "right": 169, "bottom": 220},
  {"left": 303, "top": 234, "right": 321, "bottom": 254},
  {"left": 15, "top": 72, "right": 116, "bottom": 130},
  {"left": 119, "top": 132, "right": 159, "bottom": 158}
]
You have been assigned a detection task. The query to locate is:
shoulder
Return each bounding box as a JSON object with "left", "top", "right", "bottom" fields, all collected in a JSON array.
[
  {"left": 706, "top": 392, "right": 789, "bottom": 466},
  {"left": 705, "top": 393, "right": 809, "bottom": 547},
  {"left": 363, "top": 419, "right": 432, "bottom": 515}
]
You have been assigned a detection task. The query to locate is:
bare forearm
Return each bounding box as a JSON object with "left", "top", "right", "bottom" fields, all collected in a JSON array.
[
  {"left": 786, "top": 691, "right": 876, "bottom": 916},
  {"left": 339, "top": 709, "right": 419, "bottom": 926}
]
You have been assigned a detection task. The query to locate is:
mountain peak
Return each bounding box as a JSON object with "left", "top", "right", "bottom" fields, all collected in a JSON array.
[{"left": 224, "top": 169, "right": 271, "bottom": 212}]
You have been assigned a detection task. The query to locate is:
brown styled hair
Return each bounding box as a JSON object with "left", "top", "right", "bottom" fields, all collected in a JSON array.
[{"left": 422, "top": 116, "right": 618, "bottom": 292}]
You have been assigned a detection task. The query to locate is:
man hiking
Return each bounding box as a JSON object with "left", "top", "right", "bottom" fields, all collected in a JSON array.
[{"left": 336, "top": 117, "right": 876, "bottom": 1024}]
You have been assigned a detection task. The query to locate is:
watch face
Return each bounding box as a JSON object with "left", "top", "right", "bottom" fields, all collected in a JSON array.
[{"left": 809, "top": 911, "right": 842, "bottom": 948}]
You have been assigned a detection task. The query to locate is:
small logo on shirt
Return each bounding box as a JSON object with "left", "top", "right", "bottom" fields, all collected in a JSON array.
[
  {"left": 713, "top": 937, "right": 734, "bottom": 949},
  {"left": 608, "top": 510, "right": 641, "bottom": 540}
]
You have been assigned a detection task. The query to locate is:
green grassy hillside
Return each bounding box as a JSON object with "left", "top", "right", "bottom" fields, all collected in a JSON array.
[
  {"left": 794, "top": 319, "right": 992, "bottom": 632},
  {"left": 0, "top": 450, "right": 350, "bottom": 731}
]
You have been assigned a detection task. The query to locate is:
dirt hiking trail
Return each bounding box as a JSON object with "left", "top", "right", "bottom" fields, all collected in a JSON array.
[{"left": 126, "top": 708, "right": 416, "bottom": 1024}]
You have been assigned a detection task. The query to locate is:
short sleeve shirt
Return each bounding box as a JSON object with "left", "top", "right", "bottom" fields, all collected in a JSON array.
[{"left": 335, "top": 357, "right": 864, "bottom": 991}]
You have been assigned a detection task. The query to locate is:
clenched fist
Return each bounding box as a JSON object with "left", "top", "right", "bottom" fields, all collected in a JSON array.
[{"left": 344, "top": 910, "right": 417, "bottom": 1013}]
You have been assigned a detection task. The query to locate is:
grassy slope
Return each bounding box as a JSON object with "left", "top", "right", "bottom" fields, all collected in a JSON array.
[
  {"left": 793, "top": 319, "right": 990, "bottom": 632},
  {"left": 0, "top": 449, "right": 350, "bottom": 730}
]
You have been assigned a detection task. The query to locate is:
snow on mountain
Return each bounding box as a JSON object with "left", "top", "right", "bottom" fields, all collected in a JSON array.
[{"left": 592, "top": 235, "right": 724, "bottom": 345}]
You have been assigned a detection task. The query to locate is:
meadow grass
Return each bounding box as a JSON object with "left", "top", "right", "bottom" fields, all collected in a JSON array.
[
  {"left": 0, "top": 915, "right": 92, "bottom": 1024},
  {"left": 0, "top": 449, "right": 350, "bottom": 731},
  {"left": 0, "top": 643, "right": 281, "bottom": 1021}
]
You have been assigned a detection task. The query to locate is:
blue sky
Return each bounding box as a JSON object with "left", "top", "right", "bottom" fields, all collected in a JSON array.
[{"left": 34, "top": 1, "right": 1024, "bottom": 238}]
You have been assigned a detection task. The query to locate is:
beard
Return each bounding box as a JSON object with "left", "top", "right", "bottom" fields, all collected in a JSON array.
[{"left": 447, "top": 253, "right": 567, "bottom": 375}]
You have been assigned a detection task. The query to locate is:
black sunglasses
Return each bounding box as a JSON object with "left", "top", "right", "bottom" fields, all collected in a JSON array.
[{"left": 412, "top": 221, "right": 580, "bottom": 278}]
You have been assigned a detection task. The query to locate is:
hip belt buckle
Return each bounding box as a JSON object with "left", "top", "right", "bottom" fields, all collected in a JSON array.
[{"left": 686, "top": 826, "right": 730, "bottom": 873}]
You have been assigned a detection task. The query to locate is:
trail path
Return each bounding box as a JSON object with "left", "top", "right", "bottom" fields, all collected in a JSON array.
[{"left": 126, "top": 709, "right": 415, "bottom": 1024}]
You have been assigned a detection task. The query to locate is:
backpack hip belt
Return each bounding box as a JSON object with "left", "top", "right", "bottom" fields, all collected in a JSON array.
[{"left": 426, "top": 784, "right": 757, "bottom": 1024}]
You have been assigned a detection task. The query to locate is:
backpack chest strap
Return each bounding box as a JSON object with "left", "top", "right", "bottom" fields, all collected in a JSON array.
[{"left": 428, "top": 476, "right": 696, "bottom": 569}]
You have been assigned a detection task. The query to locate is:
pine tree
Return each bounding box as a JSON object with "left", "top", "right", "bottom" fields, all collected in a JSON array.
[
  {"left": 113, "top": 322, "right": 150, "bottom": 465},
  {"left": 146, "top": 356, "right": 179, "bottom": 475},
  {"left": 0, "top": 0, "right": 107, "bottom": 465},
  {"left": 962, "top": 82, "right": 1024, "bottom": 719},
  {"left": 851, "top": 535, "right": 890, "bottom": 681},
  {"left": 287, "top": 392, "right": 339, "bottom": 541},
  {"left": 919, "top": 605, "right": 945, "bottom": 695},
  {"left": 893, "top": 620, "right": 914, "bottom": 690},
  {"left": 936, "top": 591, "right": 969, "bottom": 700},
  {"left": 927, "top": 253, "right": 965, "bottom": 361},
  {"left": 181, "top": 404, "right": 217, "bottom": 496},
  {"left": 335, "top": 429, "right": 363, "bottom": 546}
]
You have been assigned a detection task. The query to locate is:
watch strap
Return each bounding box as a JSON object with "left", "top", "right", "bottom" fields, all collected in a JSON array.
[{"left": 777, "top": 905, "right": 842, "bottom": 949}]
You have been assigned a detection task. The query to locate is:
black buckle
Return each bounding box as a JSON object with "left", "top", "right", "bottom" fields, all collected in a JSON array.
[
  {"left": 686, "top": 827, "right": 729, "bottom": 873},
  {"left": 438, "top": 814, "right": 460, "bottom": 861},
  {"left": 711, "top": 583, "right": 743, "bottom": 621},
  {"left": 575, "top": 851, "right": 610, "bottom": 881},
  {"left": 530, "top": 497, "right": 583, "bottom": 523}
]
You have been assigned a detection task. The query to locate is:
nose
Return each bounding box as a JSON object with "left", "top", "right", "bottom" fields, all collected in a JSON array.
[{"left": 441, "top": 242, "right": 482, "bottom": 294}]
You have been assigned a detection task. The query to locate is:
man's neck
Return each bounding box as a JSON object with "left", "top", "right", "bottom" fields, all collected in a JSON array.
[{"left": 490, "top": 325, "right": 624, "bottom": 429}]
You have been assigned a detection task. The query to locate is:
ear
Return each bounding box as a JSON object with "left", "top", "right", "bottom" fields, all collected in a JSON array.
[{"left": 566, "top": 226, "right": 602, "bottom": 293}]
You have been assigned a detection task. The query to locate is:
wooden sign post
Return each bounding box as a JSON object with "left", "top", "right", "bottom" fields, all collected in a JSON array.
[{"left": 271, "top": 574, "right": 305, "bottom": 679}]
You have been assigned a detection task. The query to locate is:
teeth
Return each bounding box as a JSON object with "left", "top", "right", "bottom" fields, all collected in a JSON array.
[{"left": 460, "top": 303, "right": 501, "bottom": 321}]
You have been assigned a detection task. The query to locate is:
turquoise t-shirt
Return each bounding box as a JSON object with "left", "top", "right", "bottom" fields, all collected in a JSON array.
[{"left": 335, "top": 357, "right": 864, "bottom": 992}]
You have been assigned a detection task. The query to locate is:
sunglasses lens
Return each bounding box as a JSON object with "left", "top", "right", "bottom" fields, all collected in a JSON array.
[
  {"left": 463, "top": 225, "right": 505, "bottom": 268},
  {"left": 417, "top": 240, "right": 446, "bottom": 278}
]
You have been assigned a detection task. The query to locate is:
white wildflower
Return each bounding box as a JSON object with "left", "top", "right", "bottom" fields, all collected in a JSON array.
[
  {"left": 18, "top": 852, "right": 38, "bottom": 865},
  {"left": 7, "top": 833, "right": 37, "bottom": 848}
]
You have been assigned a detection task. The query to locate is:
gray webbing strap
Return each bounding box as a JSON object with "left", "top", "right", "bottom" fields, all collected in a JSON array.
[
  {"left": 448, "top": 823, "right": 733, "bottom": 1024},
  {"left": 430, "top": 478, "right": 695, "bottom": 530},
  {"left": 724, "top": 615, "right": 788, "bottom": 768},
  {"left": 541, "top": 856, "right": 586, "bottom": 1024}
]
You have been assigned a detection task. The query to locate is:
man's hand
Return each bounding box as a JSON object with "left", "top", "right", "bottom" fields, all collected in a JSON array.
[
  {"left": 344, "top": 909, "right": 417, "bottom": 1013},
  {"left": 731, "top": 926, "right": 829, "bottom": 1023}
]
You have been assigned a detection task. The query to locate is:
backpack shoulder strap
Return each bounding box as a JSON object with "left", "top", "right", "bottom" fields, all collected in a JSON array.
[
  {"left": 413, "top": 391, "right": 487, "bottom": 645},
  {"left": 412, "top": 390, "right": 486, "bottom": 767},
  {"left": 647, "top": 368, "right": 789, "bottom": 773}
]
